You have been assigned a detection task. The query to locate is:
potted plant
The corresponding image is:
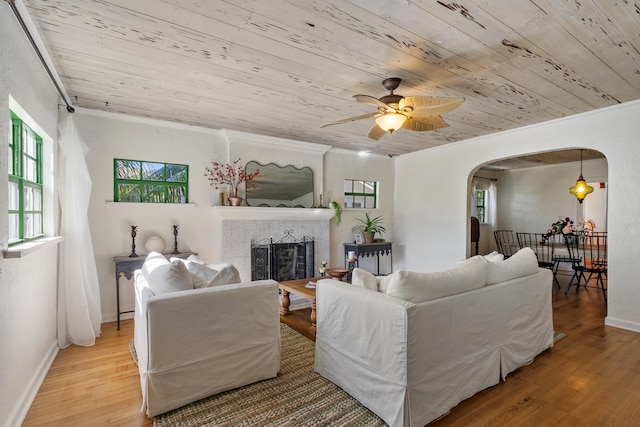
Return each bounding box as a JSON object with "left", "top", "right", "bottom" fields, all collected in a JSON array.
[
  {"left": 331, "top": 201, "right": 342, "bottom": 226},
  {"left": 352, "top": 212, "right": 386, "bottom": 244}
]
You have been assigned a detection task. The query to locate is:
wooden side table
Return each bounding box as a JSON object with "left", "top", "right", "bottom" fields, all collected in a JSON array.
[
  {"left": 343, "top": 242, "right": 393, "bottom": 275},
  {"left": 113, "top": 251, "right": 197, "bottom": 330}
]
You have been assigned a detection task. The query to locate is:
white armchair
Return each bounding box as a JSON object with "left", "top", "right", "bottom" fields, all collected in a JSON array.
[{"left": 133, "top": 267, "right": 281, "bottom": 417}]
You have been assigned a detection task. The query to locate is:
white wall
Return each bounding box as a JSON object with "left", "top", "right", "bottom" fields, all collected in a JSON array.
[
  {"left": 76, "top": 111, "right": 388, "bottom": 321},
  {"left": 323, "top": 150, "right": 395, "bottom": 273},
  {"left": 494, "top": 158, "right": 608, "bottom": 234},
  {"left": 395, "top": 99, "right": 640, "bottom": 333},
  {"left": 223, "top": 129, "right": 329, "bottom": 207},
  {"left": 77, "top": 110, "right": 231, "bottom": 321},
  {"left": 0, "top": 6, "right": 61, "bottom": 425}
]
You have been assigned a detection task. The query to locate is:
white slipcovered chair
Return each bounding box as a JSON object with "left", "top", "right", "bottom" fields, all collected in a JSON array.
[{"left": 133, "top": 252, "right": 281, "bottom": 417}]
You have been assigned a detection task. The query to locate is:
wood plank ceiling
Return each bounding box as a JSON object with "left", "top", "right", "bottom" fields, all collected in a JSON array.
[{"left": 19, "top": 0, "right": 640, "bottom": 159}]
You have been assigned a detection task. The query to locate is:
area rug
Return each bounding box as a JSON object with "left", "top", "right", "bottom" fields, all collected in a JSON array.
[
  {"left": 153, "top": 324, "right": 385, "bottom": 427},
  {"left": 129, "top": 338, "right": 138, "bottom": 366},
  {"left": 553, "top": 331, "right": 567, "bottom": 343}
]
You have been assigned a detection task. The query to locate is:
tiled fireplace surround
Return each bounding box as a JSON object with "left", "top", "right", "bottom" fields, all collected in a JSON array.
[{"left": 212, "top": 207, "right": 334, "bottom": 282}]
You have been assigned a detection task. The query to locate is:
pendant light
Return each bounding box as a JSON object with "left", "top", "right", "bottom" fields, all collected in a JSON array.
[{"left": 569, "top": 149, "right": 594, "bottom": 204}]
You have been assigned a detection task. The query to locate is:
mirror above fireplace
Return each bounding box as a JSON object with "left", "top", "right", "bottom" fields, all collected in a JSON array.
[{"left": 245, "top": 161, "right": 314, "bottom": 208}]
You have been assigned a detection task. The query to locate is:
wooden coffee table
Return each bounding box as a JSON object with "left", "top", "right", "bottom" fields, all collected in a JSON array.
[{"left": 278, "top": 277, "right": 324, "bottom": 334}]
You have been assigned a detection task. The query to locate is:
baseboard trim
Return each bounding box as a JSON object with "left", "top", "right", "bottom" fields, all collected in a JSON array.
[
  {"left": 605, "top": 316, "right": 640, "bottom": 333},
  {"left": 7, "top": 340, "right": 58, "bottom": 427}
]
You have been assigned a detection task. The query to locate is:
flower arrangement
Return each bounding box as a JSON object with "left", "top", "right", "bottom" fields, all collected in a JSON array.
[
  {"left": 542, "top": 217, "right": 575, "bottom": 242},
  {"left": 204, "top": 158, "right": 260, "bottom": 191},
  {"left": 542, "top": 217, "right": 596, "bottom": 242}
]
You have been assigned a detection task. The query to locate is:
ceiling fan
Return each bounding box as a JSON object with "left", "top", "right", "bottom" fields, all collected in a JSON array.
[{"left": 321, "top": 78, "right": 464, "bottom": 140}]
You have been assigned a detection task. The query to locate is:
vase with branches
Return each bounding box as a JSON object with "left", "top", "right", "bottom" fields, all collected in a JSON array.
[{"left": 204, "top": 158, "right": 260, "bottom": 205}]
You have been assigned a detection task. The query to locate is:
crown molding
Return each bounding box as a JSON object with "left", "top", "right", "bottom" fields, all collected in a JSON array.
[{"left": 222, "top": 129, "right": 332, "bottom": 154}]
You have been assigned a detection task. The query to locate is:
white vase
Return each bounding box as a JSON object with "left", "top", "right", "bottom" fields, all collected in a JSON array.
[{"left": 145, "top": 236, "right": 166, "bottom": 253}]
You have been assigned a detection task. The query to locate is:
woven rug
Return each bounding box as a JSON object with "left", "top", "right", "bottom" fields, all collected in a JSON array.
[
  {"left": 153, "top": 324, "right": 385, "bottom": 427},
  {"left": 129, "top": 338, "right": 138, "bottom": 366}
]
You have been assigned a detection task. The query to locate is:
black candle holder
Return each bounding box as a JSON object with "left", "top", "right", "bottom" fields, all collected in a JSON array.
[
  {"left": 172, "top": 224, "right": 180, "bottom": 254},
  {"left": 129, "top": 225, "right": 138, "bottom": 257}
]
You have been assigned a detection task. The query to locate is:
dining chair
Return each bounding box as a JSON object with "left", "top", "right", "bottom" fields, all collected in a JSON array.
[
  {"left": 493, "top": 230, "right": 519, "bottom": 258},
  {"left": 516, "top": 232, "right": 559, "bottom": 288},
  {"left": 564, "top": 231, "right": 607, "bottom": 302},
  {"left": 549, "top": 233, "right": 581, "bottom": 281}
]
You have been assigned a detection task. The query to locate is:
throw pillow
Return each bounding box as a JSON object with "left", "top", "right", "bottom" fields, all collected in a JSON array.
[
  {"left": 204, "top": 262, "right": 242, "bottom": 287},
  {"left": 142, "top": 252, "right": 193, "bottom": 294},
  {"left": 378, "top": 274, "right": 393, "bottom": 293},
  {"left": 385, "top": 256, "right": 487, "bottom": 303},
  {"left": 171, "top": 258, "right": 242, "bottom": 288},
  {"left": 141, "top": 251, "right": 168, "bottom": 277},
  {"left": 483, "top": 251, "right": 505, "bottom": 262},
  {"left": 186, "top": 254, "right": 205, "bottom": 265},
  {"left": 351, "top": 268, "right": 379, "bottom": 291},
  {"left": 485, "top": 247, "right": 539, "bottom": 285},
  {"left": 457, "top": 255, "right": 488, "bottom": 285},
  {"left": 184, "top": 261, "right": 220, "bottom": 288}
]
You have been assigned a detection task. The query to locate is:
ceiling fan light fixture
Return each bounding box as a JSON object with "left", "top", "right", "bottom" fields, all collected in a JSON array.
[
  {"left": 376, "top": 113, "right": 407, "bottom": 132},
  {"left": 321, "top": 78, "right": 463, "bottom": 139}
]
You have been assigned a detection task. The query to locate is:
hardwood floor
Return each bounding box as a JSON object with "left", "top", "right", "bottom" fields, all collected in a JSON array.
[
  {"left": 22, "top": 319, "right": 152, "bottom": 427},
  {"left": 23, "top": 273, "right": 640, "bottom": 427}
]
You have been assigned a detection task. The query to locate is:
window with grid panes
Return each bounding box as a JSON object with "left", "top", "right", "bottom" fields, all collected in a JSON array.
[
  {"left": 8, "top": 111, "right": 44, "bottom": 244},
  {"left": 475, "top": 190, "right": 487, "bottom": 223},
  {"left": 343, "top": 179, "right": 378, "bottom": 209},
  {"left": 114, "top": 159, "right": 189, "bottom": 203}
]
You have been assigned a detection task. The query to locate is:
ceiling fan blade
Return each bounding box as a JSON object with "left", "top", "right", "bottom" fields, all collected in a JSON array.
[
  {"left": 403, "top": 115, "right": 449, "bottom": 131},
  {"left": 353, "top": 94, "right": 394, "bottom": 111},
  {"left": 367, "top": 123, "right": 388, "bottom": 140},
  {"left": 320, "top": 112, "right": 380, "bottom": 128},
  {"left": 400, "top": 96, "right": 464, "bottom": 117}
]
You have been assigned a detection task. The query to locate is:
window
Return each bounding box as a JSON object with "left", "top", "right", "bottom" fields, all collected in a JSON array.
[
  {"left": 475, "top": 190, "right": 487, "bottom": 223},
  {"left": 344, "top": 179, "right": 378, "bottom": 209},
  {"left": 114, "top": 159, "right": 189, "bottom": 203},
  {"left": 8, "top": 111, "right": 44, "bottom": 244}
]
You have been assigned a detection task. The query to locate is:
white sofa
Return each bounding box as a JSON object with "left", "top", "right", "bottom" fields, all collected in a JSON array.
[
  {"left": 133, "top": 253, "right": 281, "bottom": 417},
  {"left": 314, "top": 248, "right": 554, "bottom": 427}
]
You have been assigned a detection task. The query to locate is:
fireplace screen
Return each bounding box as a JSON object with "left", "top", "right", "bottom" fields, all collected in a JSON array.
[{"left": 251, "top": 231, "right": 314, "bottom": 281}]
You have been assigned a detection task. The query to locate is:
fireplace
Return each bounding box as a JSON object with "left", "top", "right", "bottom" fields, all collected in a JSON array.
[
  {"left": 251, "top": 231, "right": 314, "bottom": 281},
  {"left": 212, "top": 206, "right": 333, "bottom": 282}
]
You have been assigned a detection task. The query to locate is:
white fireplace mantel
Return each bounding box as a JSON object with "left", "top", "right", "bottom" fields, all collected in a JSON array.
[
  {"left": 211, "top": 206, "right": 333, "bottom": 281},
  {"left": 212, "top": 206, "right": 335, "bottom": 221}
]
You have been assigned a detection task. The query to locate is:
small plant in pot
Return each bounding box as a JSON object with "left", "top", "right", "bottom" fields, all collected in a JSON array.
[{"left": 352, "top": 212, "right": 386, "bottom": 244}]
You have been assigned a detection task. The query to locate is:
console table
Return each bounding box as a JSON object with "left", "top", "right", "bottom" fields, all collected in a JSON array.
[
  {"left": 343, "top": 242, "right": 392, "bottom": 275},
  {"left": 113, "top": 252, "right": 197, "bottom": 330}
]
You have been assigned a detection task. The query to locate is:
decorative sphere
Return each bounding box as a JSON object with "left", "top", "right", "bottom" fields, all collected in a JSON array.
[{"left": 145, "top": 236, "right": 166, "bottom": 253}]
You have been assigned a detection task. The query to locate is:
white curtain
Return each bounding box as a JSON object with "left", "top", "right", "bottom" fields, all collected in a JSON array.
[
  {"left": 471, "top": 177, "right": 498, "bottom": 252},
  {"left": 57, "top": 114, "right": 102, "bottom": 348}
]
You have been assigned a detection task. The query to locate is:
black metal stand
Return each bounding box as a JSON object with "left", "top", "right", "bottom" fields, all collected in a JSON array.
[
  {"left": 129, "top": 225, "right": 138, "bottom": 257},
  {"left": 172, "top": 224, "right": 180, "bottom": 254},
  {"left": 343, "top": 242, "right": 393, "bottom": 275}
]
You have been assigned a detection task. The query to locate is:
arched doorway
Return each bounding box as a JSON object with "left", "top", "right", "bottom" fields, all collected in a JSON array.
[
  {"left": 468, "top": 148, "right": 607, "bottom": 255},
  {"left": 468, "top": 148, "right": 609, "bottom": 318}
]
